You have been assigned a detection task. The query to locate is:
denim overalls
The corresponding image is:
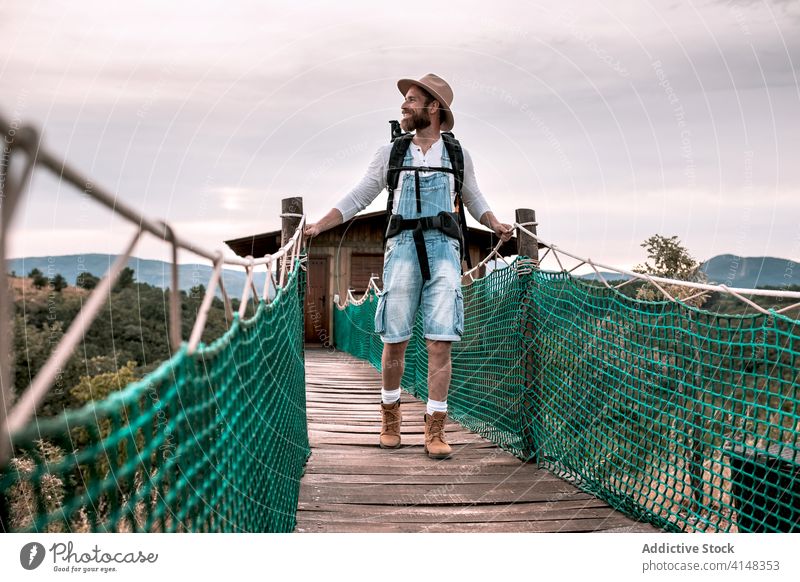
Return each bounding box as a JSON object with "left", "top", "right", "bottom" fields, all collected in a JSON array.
[{"left": 374, "top": 142, "right": 464, "bottom": 343}]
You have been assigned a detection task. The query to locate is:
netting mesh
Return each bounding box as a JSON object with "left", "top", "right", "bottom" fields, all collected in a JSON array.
[
  {"left": 334, "top": 259, "right": 800, "bottom": 532},
  {"left": 0, "top": 263, "right": 309, "bottom": 533}
]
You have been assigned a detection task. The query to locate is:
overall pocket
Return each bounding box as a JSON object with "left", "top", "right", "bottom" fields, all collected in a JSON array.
[
  {"left": 383, "top": 237, "right": 399, "bottom": 270},
  {"left": 448, "top": 236, "right": 463, "bottom": 263},
  {"left": 374, "top": 290, "right": 389, "bottom": 334},
  {"left": 454, "top": 288, "right": 464, "bottom": 336}
]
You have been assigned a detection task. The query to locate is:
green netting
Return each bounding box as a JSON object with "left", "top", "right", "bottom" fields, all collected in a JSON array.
[
  {"left": 0, "top": 262, "right": 309, "bottom": 533},
  {"left": 334, "top": 258, "right": 800, "bottom": 533}
]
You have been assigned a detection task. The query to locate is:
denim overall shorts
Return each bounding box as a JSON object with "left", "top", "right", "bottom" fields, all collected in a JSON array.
[{"left": 374, "top": 145, "right": 464, "bottom": 343}]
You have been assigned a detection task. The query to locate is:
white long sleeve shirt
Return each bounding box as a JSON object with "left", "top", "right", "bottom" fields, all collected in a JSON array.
[{"left": 334, "top": 138, "right": 492, "bottom": 223}]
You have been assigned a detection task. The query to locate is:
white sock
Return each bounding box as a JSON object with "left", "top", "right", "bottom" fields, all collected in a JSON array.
[
  {"left": 427, "top": 399, "right": 447, "bottom": 415},
  {"left": 381, "top": 387, "right": 401, "bottom": 404}
]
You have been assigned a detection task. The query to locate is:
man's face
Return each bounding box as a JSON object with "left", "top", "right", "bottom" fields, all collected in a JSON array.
[{"left": 400, "top": 85, "right": 433, "bottom": 132}]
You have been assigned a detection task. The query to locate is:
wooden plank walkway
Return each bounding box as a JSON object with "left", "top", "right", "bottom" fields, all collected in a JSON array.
[{"left": 295, "top": 347, "right": 659, "bottom": 533}]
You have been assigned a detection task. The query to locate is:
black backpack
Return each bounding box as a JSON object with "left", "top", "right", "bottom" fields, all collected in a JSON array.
[{"left": 384, "top": 123, "right": 472, "bottom": 269}]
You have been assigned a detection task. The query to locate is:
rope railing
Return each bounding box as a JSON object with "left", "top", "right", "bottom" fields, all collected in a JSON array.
[
  {"left": 338, "top": 222, "right": 800, "bottom": 311},
  {"left": 337, "top": 276, "right": 382, "bottom": 309},
  {"left": 514, "top": 223, "right": 800, "bottom": 313},
  {"left": 335, "top": 224, "right": 800, "bottom": 533},
  {"left": 0, "top": 114, "right": 310, "bottom": 532}
]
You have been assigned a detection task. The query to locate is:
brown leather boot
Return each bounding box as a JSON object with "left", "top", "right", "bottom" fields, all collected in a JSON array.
[
  {"left": 424, "top": 411, "right": 452, "bottom": 459},
  {"left": 379, "top": 402, "right": 402, "bottom": 448}
]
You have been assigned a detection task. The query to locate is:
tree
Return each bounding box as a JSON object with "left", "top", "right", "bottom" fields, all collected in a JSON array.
[
  {"left": 51, "top": 274, "right": 68, "bottom": 292},
  {"left": 12, "top": 315, "right": 84, "bottom": 415},
  {"left": 76, "top": 271, "right": 100, "bottom": 290},
  {"left": 113, "top": 267, "right": 135, "bottom": 291},
  {"left": 634, "top": 234, "right": 702, "bottom": 280},
  {"left": 633, "top": 234, "right": 708, "bottom": 307},
  {"left": 69, "top": 361, "right": 138, "bottom": 407},
  {"left": 30, "top": 269, "right": 48, "bottom": 289},
  {"left": 189, "top": 284, "right": 206, "bottom": 300}
]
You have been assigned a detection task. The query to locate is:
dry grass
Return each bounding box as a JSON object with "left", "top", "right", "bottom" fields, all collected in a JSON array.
[
  {"left": 9, "top": 276, "right": 89, "bottom": 302},
  {"left": 5, "top": 439, "right": 167, "bottom": 533},
  {"left": 7, "top": 440, "right": 68, "bottom": 532}
]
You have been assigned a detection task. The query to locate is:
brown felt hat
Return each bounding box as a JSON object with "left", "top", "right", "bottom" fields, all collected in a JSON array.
[{"left": 397, "top": 73, "right": 455, "bottom": 131}]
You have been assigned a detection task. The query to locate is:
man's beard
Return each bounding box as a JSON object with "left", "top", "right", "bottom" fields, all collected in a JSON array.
[{"left": 400, "top": 108, "right": 432, "bottom": 132}]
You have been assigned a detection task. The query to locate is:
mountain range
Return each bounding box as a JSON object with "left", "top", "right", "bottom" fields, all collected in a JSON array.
[
  {"left": 7, "top": 254, "right": 274, "bottom": 299},
  {"left": 558, "top": 255, "right": 796, "bottom": 289},
  {"left": 698, "top": 255, "right": 796, "bottom": 288},
  {"left": 8, "top": 253, "right": 797, "bottom": 294}
]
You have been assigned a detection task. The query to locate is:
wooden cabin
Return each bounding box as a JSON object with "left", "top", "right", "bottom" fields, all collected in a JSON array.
[{"left": 225, "top": 210, "right": 517, "bottom": 342}]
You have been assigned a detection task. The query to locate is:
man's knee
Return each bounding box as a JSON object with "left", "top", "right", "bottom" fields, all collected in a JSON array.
[
  {"left": 383, "top": 340, "right": 409, "bottom": 368},
  {"left": 427, "top": 340, "right": 452, "bottom": 359}
]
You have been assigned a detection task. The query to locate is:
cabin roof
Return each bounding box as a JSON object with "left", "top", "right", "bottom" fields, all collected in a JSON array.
[{"left": 225, "top": 210, "right": 518, "bottom": 258}]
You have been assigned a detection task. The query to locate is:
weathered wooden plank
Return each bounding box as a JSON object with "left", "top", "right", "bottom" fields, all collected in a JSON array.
[
  {"left": 309, "top": 433, "right": 487, "bottom": 446},
  {"left": 295, "top": 508, "right": 636, "bottom": 526},
  {"left": 303, "top": 464, "right": 538, "bottom": 476},
  {"left": 306, "top": 402, "right": 392, "bottom": 410},
  {"left": 300, "top": 485, "right": 597, "bottom": 505},
  {"left": 599, "top": 523, "right": 664, "bottom": 533},
  {"left": 300, "top": 472, "right": 566, "bottom": 485},
  {"left": 298, "top": 499, "right": 610, "bottom": 516},
  {"left": 306, "top": 451, "right": 531, "bottom": 463},
  {"left": 309, "top": 442, "right": 512, "bottom": 450},
  {"left": 295, "top": 518, "right": 645, "bottom": 533},
  {"left": 307, "top": 423, "right": 477, "bottom": 435}
]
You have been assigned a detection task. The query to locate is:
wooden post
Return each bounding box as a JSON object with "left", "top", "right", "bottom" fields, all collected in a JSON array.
[
  {"left": 281, "top": 197, "right": 305, "bottom": 351},
  {"left": 516, "top": 208, "right": 540, "bottom": 462},
  {"left": 280, "top": 196, "right": 303, "bottom": 284},
  {"left": 281, "top": 197, "right": 303, "bottom": 251},
  {"left": 515, "top": 208, "right": 538, "bottom": 262},
  {"left": 687, "top": 311, "right": 706, "bottom": 517}
]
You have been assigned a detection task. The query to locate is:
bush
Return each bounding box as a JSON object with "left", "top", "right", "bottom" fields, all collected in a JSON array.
[
  {"left": 633, "top": 234, "right": 708, "bottom": 307},
  {"left": 51, "top": 274, "right": 67, "bottom": 292},
  {"left": 29, "top": 268, "right": 48, "bottom": 289},
  {"left": 113, "top": 267, "right": 135, "bottom": 291},
  {"left": 69, "top": 361, "right": 138, "bottom": 407},
  {"left": 76, "top": 271, "right": 100, "bottom": 290}
]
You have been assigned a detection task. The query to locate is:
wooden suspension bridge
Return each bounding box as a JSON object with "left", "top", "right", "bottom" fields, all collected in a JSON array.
[{"left": 4, "top": 114, "right": 798, "bottom": 534}]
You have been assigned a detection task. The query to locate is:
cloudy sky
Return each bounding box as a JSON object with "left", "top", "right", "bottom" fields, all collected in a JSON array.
[{"left": 2, "top": 0, "right": 799, "bottom": 274}]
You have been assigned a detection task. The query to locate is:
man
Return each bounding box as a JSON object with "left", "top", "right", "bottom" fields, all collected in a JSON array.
[{"left": 304, "top": 73, "right": 512, "bottom": 458}]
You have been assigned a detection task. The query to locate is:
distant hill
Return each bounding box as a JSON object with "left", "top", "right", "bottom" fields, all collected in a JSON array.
[
  {"left": 577, "top": 255, "right": 796, "bottom": 288},
  {"left": 699, "top": 255, "right": 796, "bottom": 288},
  {"left": 9, "top": 253, "right": 796, "bottom": 294},
  {"left": 577, "top": 271, "right": 635, "bottom": 282},
  {"left": 8, "top": 254, "right": 273, "bottom": 299}
]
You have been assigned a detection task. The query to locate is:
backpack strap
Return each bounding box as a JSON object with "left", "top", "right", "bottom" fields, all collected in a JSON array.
[
  {"left": 384, "top": 134, "right": 413, "bottom": 247},
  {"left": 386, "top": 134, "right": 413, "bottom": 216},
  {"left": 440, "top": 132, "right": 464, "bottom": 195},
  {"left": 441, "top": 132, "right": 472, "bottom": 269}
]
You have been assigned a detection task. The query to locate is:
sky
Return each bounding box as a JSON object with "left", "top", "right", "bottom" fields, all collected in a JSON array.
[{"left": 2, "top": 0, "right": 799, "bottom": 274}]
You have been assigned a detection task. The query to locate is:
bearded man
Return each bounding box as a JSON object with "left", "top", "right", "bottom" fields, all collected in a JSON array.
[{"left": 305, "top": 74, "right": 512, "bottom": 458}]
